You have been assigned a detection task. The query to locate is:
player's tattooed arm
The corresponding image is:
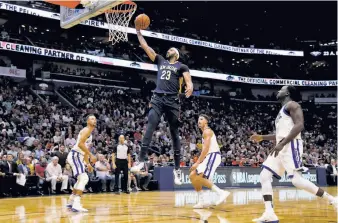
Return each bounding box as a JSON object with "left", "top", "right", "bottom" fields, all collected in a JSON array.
[
  {"left": 278, "top": 101, "right": 304, "bottom": 146},
  {"left": 136, "top": 30, "right": 157, "bottom": 62}
]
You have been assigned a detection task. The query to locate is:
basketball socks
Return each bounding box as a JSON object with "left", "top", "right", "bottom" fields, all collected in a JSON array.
[
  {"left": 211, "top": 185, "right": 222, "bottom": 194},
  {"left": 263, "top": 195, "right": 274, "bottom": 211},
  {"left": 69, "top": 194, "right": 76, "bottom": 202},
  {"left": 321, "top": 191, "right": 335, "bottom": 203},
  {"left": 198, "top": 191, "right": 203, "bottom": 201}
]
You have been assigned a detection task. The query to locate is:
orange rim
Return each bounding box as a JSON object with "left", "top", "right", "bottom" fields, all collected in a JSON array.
[{"left": 105, "top": 1, "right": 136, "bottom": 13}]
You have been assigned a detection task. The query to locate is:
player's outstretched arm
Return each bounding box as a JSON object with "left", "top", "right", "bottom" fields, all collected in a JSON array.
[
  {"left": 250, "top": 134, "right": 275, "bottom": 142},
  {"left": 135, "top": 28, "right": 157, "bottom": 62}
]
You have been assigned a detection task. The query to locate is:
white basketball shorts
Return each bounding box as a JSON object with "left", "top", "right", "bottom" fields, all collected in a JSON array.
[
  {"left": 67, "top": 150, "right": 86, "bottom": 177},
  {"left": 262, "top": 139, "right": 303, "bottom": 179},
  {"left": 196, "top": 152, "right": 221, "bottom": 180}
]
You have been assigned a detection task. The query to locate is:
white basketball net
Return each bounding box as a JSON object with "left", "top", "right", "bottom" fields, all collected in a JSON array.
[{"left": 105, "top": 2, "right": 137, "bottom": 45}]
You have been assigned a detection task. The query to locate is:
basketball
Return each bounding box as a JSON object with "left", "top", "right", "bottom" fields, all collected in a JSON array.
[{"left": 135, "top": 14, "right": 150, "bottom": 30}]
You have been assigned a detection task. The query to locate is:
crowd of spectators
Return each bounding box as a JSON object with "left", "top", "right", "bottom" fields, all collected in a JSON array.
[
  {"left": 2, "top": 14, "right": 336, "bottom": 81},
  {"left": 0, "top": 76, "right": 337, "bottom": 197}
]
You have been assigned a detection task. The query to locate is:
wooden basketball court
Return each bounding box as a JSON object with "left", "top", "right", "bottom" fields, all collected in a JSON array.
[{"left": 0, "top": 187, "right": 336, "bottom": 223}]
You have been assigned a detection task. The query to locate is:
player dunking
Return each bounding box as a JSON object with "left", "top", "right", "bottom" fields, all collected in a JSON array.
[
  {"left": 250, "top": 86, "right": 337, "bottom": 222},
  {"left": 189, "top": 115, "right": 230, "bottom": 208},
  {"left": 66, "top": 115, "right": 97, "bottom": 212},
  {"left": 135, "top": 19, "right": 193, "bottom": 185}
]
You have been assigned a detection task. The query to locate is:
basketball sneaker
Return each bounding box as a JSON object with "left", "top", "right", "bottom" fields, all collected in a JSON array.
[
  {"left": 71, "top": 196, "right": 88, "bottom": 212},
  {"left": 193, "top": 209, "right": 213, "bottom": 220},
  {"left": 193, "top": 200, "right": 209, "bottom": 209},
  {"left": 330, "top": 196, "right": 338, "bottom": 206},
  {"left": 252, "top": 211, "right": 279, "bottom": 223},
  {"left": 214, "top": 190, "right": 231, "bottom": 206},
  {"left": 173, "top": 169, "right": 182, "bottom": 185},
  {"left": 72, "top": 203, "right": 88, "bottom": 213}
]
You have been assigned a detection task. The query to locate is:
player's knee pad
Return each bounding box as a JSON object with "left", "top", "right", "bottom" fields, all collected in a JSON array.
[
  {"left": 75, "top": 173, "right": 89, "bottom": 191},
  {"left": 260, "top": 168, "right": 273, "bottom": 184}
]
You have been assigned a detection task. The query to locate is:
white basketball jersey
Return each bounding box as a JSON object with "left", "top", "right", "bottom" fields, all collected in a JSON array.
[
  {"left": 275, "top": 104, "right": 301, "bottom": 143},
  {"left": 72, "top": 130, "right": 92, "bottom": 155},
  {"left": 202, "top": 129, "right": 220, "bottom": 154}
]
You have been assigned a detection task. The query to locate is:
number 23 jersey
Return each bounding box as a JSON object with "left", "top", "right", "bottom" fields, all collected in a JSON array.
[{"left": 154, "top": 54, "right": 190, "bottom": 94}]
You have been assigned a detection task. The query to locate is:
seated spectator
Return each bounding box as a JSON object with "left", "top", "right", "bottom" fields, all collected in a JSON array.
[
  {"left": 0, "top": 166, "right": 5, "bottom": 196},
  {"left": 22, "top": 146, "right": 31, "bottom": 158},
  {"left": 7, "top": 144, "right": 18, "bottom": 159},
  {"left": 220, "top": 157, "right": 226, "bottom": 166},
  {"left": 225, "top": 158, "right": 233, "bottom": 166},
  {"left": 232, "top": 157, "right": 240, "bottom": 166},
  {"left": 129, "top": 172, "right": 140, "bottom": 191},
  {"left": 26, "top": 158, "right": 35, "bottom": 175},
  {"left": 326, "top": 159, "right": 337, "bottom": 185},
  {"left": 30, "top": 153, "right": 39, "bottom": 165},
  {"left": 63, "top": 163, "right": 76, "bottom": 190},
  {"left": 1, "top": 154, "right": 18, "bottom": 175},
  {"left": 18, "top": 157, "right": 39, "bottom": 195},
  {"left": 134, "top": 162, "right": 152, "bottom": 191},
  {"left": 65, "top": 133, "right": 76, "bottom": 148},
  {"left": 95, "top": 154, "right": 114, "bottom": 192},
  {"left": 35, "top": 158, "right": 48, "bottom": 187},
  {"left": 0, "top": 154, "right": 19, "bottom": 196},
  {"left": 35, "top": 144, "right": 45, "bottom": 160},
  {"left": 18, "top": 157, "right": 32, "bottom": 176},
  {"left": 54, "top": 145, "right": 68, "bottom": 168},
  {"left": 16, "top": 152, "right": 25, "bottom": 165},
  {"left": 45, "top": 156, "right": 69, "bottom": 194}
]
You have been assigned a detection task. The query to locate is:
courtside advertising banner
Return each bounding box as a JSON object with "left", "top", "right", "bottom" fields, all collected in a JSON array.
[
  {"left": 174, "top": 167, "right": 317, "bottom": 189},
  {"left": 0, "top": 41, "right": 336, "bottom": 86},
  {"left": 0, "top": 2, "right": 303, "bottom": 57}
]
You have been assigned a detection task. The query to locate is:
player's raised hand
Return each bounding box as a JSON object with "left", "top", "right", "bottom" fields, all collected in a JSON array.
[
  {"left": 185, "top": 84, "right": 193, "bottom": 98},
  {"left": 250, "top": 134, "right": 263, "bottom": 143},
  {"left": 134, "top": 15, "right": 142, "bottom": 31}
]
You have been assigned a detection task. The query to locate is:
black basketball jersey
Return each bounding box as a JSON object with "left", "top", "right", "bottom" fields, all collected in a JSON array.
[{"left": 154, "top": 55, "right": 189, "bottom": 94}]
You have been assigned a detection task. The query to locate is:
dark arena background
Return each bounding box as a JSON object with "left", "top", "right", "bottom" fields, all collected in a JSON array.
[{"left": 0, "top": 1, "right": 336, "bottom": 222}]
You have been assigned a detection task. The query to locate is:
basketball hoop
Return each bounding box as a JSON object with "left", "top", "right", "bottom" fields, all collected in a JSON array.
[{"left": 105, "top": 1, "right": 137, "bottom": 45}]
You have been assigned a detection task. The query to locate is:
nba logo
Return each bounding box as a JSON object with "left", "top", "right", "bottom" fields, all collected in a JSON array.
[{"left": 232, "top": 172, "right": 237, "bottom": 183}]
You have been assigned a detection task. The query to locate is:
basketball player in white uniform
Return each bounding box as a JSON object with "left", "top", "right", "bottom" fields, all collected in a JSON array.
[
  {"left": 66, "top": 115, "right": 97, "bottom": 212},
  {"left": 250, "top": 86, "right": 337, "bottom": 222},
  {"left": 189, "top": 114, "right": 230, "bottom": 208}
]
